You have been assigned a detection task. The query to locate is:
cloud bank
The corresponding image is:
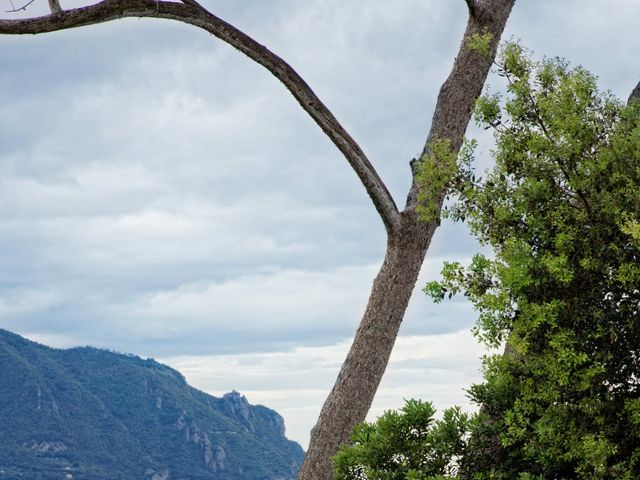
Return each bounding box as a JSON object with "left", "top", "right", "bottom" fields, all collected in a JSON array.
[{"left": 2, "top": 0, "right": 639, "bottom": 446}]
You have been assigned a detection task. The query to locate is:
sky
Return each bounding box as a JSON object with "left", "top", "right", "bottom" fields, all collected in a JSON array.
[{"left": 1, "top": 0, "right": 639, "bottom": 448}]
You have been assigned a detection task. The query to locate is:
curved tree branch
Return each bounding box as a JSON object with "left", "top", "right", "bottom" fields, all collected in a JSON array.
[{"left": 0, "top": 0, "right": 401, "bottom": 234}]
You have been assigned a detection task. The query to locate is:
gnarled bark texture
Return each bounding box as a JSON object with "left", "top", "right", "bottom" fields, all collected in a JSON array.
[{"left": 0, "top": 1, "right": 516, "bottom": 478}]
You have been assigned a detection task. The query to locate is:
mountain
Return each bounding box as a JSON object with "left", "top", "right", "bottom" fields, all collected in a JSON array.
[{"left": 0, "top": 329, "right": 304, "bottom": 480}]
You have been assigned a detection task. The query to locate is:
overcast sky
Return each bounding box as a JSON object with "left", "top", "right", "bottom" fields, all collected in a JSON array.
[{"left": 1, "top": 0, "right": 639, "bottom": 448}]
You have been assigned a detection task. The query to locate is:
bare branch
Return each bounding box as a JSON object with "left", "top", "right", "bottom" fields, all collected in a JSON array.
[
  {"left": 464, "top": 0, "right": 477, "bottom": 17},
  {"left": 0, "top": 0, "right": 401, "bottom": 234},
  {"left": 48, "top": 0, "right": 62, "bottom": 15},
  {"left": 5, "top": 0, "right": 35, "bottom": 13}
]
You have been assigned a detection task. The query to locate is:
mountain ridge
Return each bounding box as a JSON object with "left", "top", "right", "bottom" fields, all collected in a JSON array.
[{"left": 0, "top": 328, "right": 304, "bottom": 480}]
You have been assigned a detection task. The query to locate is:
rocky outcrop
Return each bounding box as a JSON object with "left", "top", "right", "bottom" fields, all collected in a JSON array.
[
  {"left": 222, "top": 390, "right": 255, "bottom": 432},
  {"left": 175, "top": 410, "right": 227, "bottom": 472}
]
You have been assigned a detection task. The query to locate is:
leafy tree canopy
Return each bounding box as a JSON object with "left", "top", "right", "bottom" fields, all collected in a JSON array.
[{"left": 335, "top": 43, "right": 640, "bottom": 480}]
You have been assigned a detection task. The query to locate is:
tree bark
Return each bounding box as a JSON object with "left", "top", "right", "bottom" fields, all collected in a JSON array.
[
  {"left": 0, "top": 1, "right": 516, "bottom": 478},
  {"left": 298, "top": 1, "right": 516, "bottom": 478},
  {"left": 299, "top": 211, "right": 435, "bottom": 479}
]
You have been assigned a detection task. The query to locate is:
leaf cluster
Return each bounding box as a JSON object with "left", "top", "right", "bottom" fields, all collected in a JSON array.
[
  {"left": 333, "top": 400, "right": 472, "bottom": 480},
  {"left": 416, "top": 138, "right": 477, "bottom": 223},
  {"left": 467, "top": 31, "right": 495, "bottom": 59}
]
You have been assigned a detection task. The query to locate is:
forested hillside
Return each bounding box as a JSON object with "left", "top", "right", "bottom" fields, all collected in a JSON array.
[{"left": 0, "top": 329, "right": 304, "bottom": 480}]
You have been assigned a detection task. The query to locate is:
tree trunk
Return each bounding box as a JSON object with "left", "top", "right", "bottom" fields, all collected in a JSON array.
[
  {"left": 0, "top": 1, "right": 516, "bottom": 477},
  {"left": 299, "top": 2, "right": 516, "bottom": 479},
  {"left": 299, "top": 211, "right": 436, "bottom": 479}
]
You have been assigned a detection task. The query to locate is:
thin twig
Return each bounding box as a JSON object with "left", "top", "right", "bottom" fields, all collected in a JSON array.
[{"left": 5, "top": 0, "right": 35, "bottom": 13}]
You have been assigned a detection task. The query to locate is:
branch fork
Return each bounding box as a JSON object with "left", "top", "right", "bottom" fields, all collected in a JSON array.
[{"left": 0, "top": 3, "right": 518, "bottom": 479}]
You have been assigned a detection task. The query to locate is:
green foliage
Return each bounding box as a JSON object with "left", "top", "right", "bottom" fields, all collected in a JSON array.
[
  {"left": 338, "top": 42, "right": 640, "bottom": 480},
  {"left": 474, "top": 92, "right": 501, "bottom": 128},
  {"left": 416, "top": 138, "right": 458, "bottom": 222},
  {"left": 333, "top": 400, "right": 471, "bottom": 480},
  {"left": 467, "top": 31, "right": 494, "bottom": 59},
  {"left": 429, "top": 43, "right": 640, "bottom": 478},
  {"left": 416, "top": 138, "right": 476, "bottom": 222}
]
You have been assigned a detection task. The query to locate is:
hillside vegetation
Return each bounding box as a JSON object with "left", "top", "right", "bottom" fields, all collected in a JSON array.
[{"left": 0, "top": 329, "right": 304, "bottom": 480}]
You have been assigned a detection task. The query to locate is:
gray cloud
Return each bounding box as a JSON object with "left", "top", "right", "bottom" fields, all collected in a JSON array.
[
  {"left": 2, "top": 0, "right": 460, "bottom": 355},
  {"left": 2, "top": 0, "right": 640, "bottom": 446}
]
